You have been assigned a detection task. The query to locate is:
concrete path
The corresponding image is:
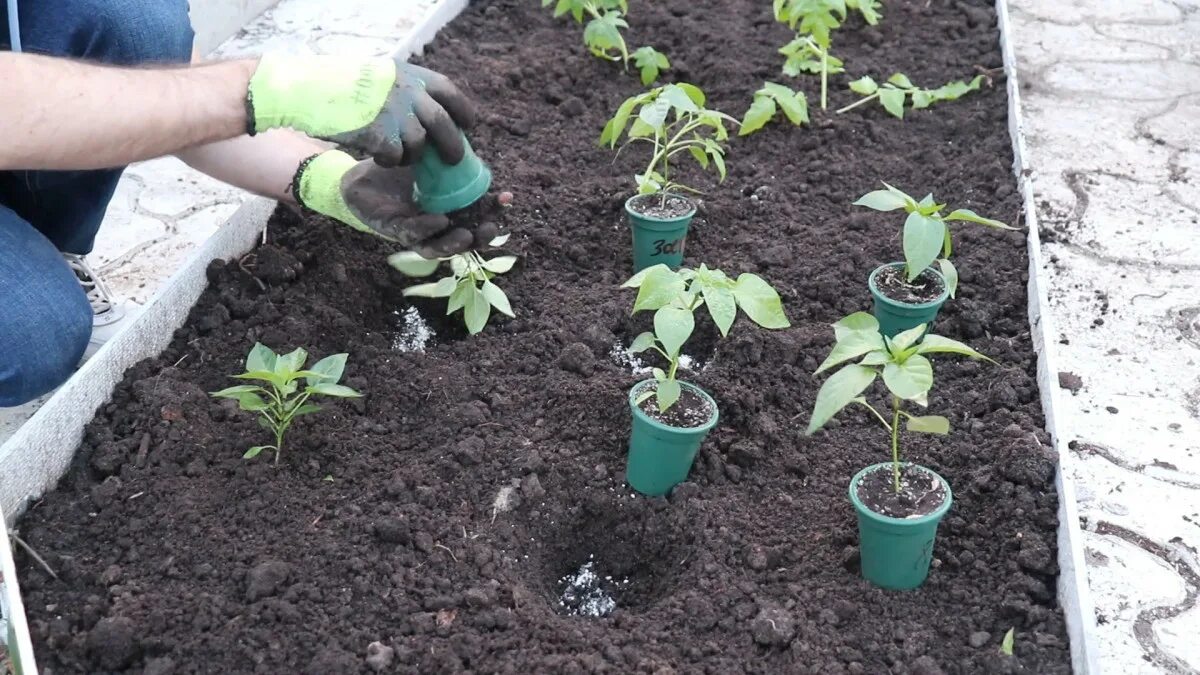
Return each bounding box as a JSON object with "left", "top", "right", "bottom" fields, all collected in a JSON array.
[{"left": 1009, "top": 0, "right": 1200, "bottom": 671}]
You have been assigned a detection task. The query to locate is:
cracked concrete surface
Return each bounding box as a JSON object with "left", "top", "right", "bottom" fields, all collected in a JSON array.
[
  {"left": 0, "top": 0, "right": 436, "bottom": 443},
  {"left": 1009, "top": 0, "right": 1200, "bottom": 671}
]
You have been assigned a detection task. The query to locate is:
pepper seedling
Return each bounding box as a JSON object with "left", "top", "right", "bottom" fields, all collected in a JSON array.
[
  {"left": 838, "top": 73, "right": 984, "bottom": 119},
  {"left": 389, "top": 234, "right": 516, "bottom": 335},
  {"left": 631, "top": 46, "right": 671, "bottom": 86},
  {"left": 623, "top": 264, "right": 790, "bottom": 411},
  {"left": 211, "top": 343, "right": 362, "bottom": 464},
  {"left": 807, "top": 312, "right": 991, "bottom": 492},
  {"left": 543, "top": 0, "right": 631, "bottom": 66},
  {"left": 599, "top": 83, "right": 738, "bottom": 205},
  {"left": 779, "top": 34, "right": 842, "bottom": 110},
  {"left": 740, "top": 82, "right": 809, "bottom": 136},
  {"left": 853, "top": 182, "right": 1013, "bottom": 296}
]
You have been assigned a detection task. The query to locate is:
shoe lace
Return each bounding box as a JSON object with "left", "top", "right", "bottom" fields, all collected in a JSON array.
[{"left": 62, "top": 253, "right": 117, "bottom": 316}]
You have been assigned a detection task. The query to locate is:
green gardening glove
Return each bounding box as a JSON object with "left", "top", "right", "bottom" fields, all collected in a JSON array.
[{"left": 248, "top": 54, "right": 476, "bottom": 167}]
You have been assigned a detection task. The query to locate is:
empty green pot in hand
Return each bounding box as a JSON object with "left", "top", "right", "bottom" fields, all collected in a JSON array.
[
  {"left": 849, "top": 463, "right": 952, "bottom": 590},
  {"left": 412, "top": 134, "right": 493, "bottom": 214}
]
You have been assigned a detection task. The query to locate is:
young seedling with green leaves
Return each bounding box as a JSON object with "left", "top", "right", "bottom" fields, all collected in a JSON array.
[
  {"left": 211, "top": 344, "right": 362, "bottom": 464},
  {"left": 838, "top": 73, "right": 984, "bottom": 119},
  {"left": 543, "top": 0, "right": 631, "bottom": 66},
  {"left": 631, "top": 46, "right": 670, "bottom": 86},
  {"left": 624, "top": 264, "right": 790, "bottom": 412},
  {"left": 854, "top": 182, "right": 1013, "bottom": 296},
  {"left": 779, "top": 34, "right": 843, "bottom": 110},
  {"left": 388, "top": 234, "right": 516, "bottom": 335},
  {"left": 599, "top": 83, "right": 737, "bottom": 205},
  {"left": 806, "top": 312, "right": 991, "bottom": 492},
  {"left": 740, "top": 82, "right": 809, "bottom": 136}
]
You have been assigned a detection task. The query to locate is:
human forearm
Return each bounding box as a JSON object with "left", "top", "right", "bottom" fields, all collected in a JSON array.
[
  {"left": 0, "top": 53, "right": 256, "bottom": 171},
  {"left": 175, "top": 130, "right": 330, "bottom": 205}
]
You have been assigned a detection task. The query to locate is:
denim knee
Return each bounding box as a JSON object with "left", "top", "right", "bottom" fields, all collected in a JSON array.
[
  {"left": 65, "top": 0, "right": 194, "bottom": 65},
  {"left": 0, "top": 288, "right": 91, "bottom": 407}
]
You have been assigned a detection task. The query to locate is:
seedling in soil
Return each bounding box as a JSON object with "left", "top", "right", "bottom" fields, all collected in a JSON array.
[
  {"left": 838, "top": 73, "right": 985, "bottom": 119},
  {"left": 1000, "top": 628, "right": 1016, "bottom": 656},
  {"left": 543, "top": 0, "right": 631, "bottom": 66},
  {"left": 631, "top": 46, "right": 670, "bottom": 86},
  {"left": 211, "top": 343, "right": 362, "bottom": 464},
  {"left": 806, "top": 312, "right": 990, "bottom": 491},
  {"left": 599, "top": 83, "right": 738, "bottom": 203},
  {"left": 623, "top": 264, "right": 790, "bottom": 411},
  {"left": 779, "top": 34, "right": 843, "bottom": 110},
  {"left": 388, "top": 234, "right": 517, "bottom": 335},
  {"left": 776, "top": 0, "right": 883, "bottom": 27},
  {"left": 741, "top": 82, "right": 809, "bottom": 136},
  {"left": 853, "top": 182, "right": 1013, "bottom": 296}
]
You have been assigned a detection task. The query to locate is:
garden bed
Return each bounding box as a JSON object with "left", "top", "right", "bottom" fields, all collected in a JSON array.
[{"left": 16, "top": 0, "right": 1070, "bottom": 672}]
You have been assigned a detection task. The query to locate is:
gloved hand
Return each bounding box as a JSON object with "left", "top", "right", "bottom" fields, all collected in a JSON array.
[
  {"left": 294, "top": 150, "right": 483, "bottom": 258},
  {"left": 248, "top": 54, "right": 476, "bottom": 167}
]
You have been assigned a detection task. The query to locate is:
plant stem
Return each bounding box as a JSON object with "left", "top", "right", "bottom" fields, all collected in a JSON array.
[
  {"left": 820, "top": 50, "right": 828, "bottom": 110},
  {"left": 835, "top": 93, "right": 877, "bottom": 114},
  {"left": 274, "top": 430, "right": 285, "bottom": 465},
  {"left": 890, "top": 395, "right": 901, "bottom": 493}
]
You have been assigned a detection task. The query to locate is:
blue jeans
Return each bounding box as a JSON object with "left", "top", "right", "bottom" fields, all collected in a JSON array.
[{"left": 0, "top": 0, "right": 194, "bottom": 406}]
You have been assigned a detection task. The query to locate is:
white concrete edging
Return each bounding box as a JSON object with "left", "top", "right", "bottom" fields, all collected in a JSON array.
[
  {"left": 0, "top": 0, "right": 469, "bottom": 664},
  {"left": 994, "top": 1, "right": 1101, "bottom": 673},
  {"left": 189, "top": 0, "right": 281, "bottom": 56}
]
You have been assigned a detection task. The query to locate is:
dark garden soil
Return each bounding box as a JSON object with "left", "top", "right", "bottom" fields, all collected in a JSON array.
[
  {"left": 17, "top": 0, "right": 1068, "bottom": 673},
  {"left": 875, "top": 264, "right": 948, "bottom": 304},
  {"left": 855, "top": 464, "right": 949, "bottom": 519}
]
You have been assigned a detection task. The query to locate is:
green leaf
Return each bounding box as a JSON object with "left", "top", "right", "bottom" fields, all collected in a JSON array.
[
  {"left": 831, "top": 311, "right": 880, "bottom": 338},
  {"left": 732, "top": 274, "right": 790, "bottom": 329},
  {"left": 701, "top": 284, "right": 737, "bottom": 337},
  {"left": 655, "top": 378, "right": 681, "bottom": 412},
  {"left": 403, "top": 276, "right": 458, "bottom": 298},
  {"left": 387, "top": 251, "right": 441, "bottom": 277},
  {"left": 849, "top": 76, "right": 878, "bottom": 95},
  {"left": 652, "top": 367, "right": 667, "bottom": 381},
  {"left": 738, "top": 95, "right": 777, "bottom": 137},
  {"left": 902, "top": 212, "right": 946, "bottom": 281},
  {"left": 944, "top": 208, "right": 1013, "bottom": 230},
  {"left": 808, "top": 364, "right": 877, "bottom": 434},
  {"left": 629, "top": 331, "right": 657, "bottom": 353},
  {"left": 887, "top": 72, "right": 914, "bottom": 89},
  {"left": 675, "top": 82, "right": 706, "bottom": 106},
  {"left": 447, "top": 278, "right": 473, "bottom": 314},
  {"left": 638, "top": 95, "right": 671, "bottom": 130},
  {"left": 464, "top": 286, "right": 492, "bottom": 335},
  {"left": 689, "top": 145, "right": 709, "bottom": 168},
  {"left": 306, "top": 353, "right": 347, "bottom": 386},
  {"left": 815, "top": 323, "right": 887, "bottom": 375},
  {"left": 879, "top": 88, "right": 907, "bottom": 118},
  {"left": 937, "top": 258, "right": 959, "bottom": 299},
  {"left": 890, "top": 324, "right": 928, "bottom": 352},
  {"left": 211, "top": 384, "right": 261, "bottom": 398},
  {"left": 634, "top": 390, "right": 655, "bottom": 405},
  {"left": 246, "top": 343, "right": 277, "bottom": 373},
  {"left": 633, "top": 266, "right": 686, "bottom": 313},
  {"left": 654, "top": 306, "right": 695, "bottom": 357},
  {"left": 915, "top": 334, "right": 992, "bottom": 361},
  {"left": 244, "top": 446, "right": 269, "bottom": 460},
  {"left": 853, "top": 189, "right": 909, "bottom": 211},
  {"left": 882, "top": 354, "right": 933, "bottom": 400},
  {"left": 275, "top": 348, "right": 307, "bottom": 376},
  {"left": 309, "top": 382, "right": 362, "bottom": 398},
  {"left": 621, "top": 264, "right": 664, "bottom": 288},
  {"left": 906, "top": 415, "right": 950, "bottom": 434},
  {"left": 488, "top": 233, "right": 511, "bottom": 247},
  {"left": 293, "top": 404, "right": 322, "bottom": 417},
  {"left": 1000, "top": 628, "right": 1015, "bottom": 656},
  {"left": 481, "top": 255, "right": 518, "bottom": 274},
  {"left": 481, "top": 280, "right": 515, "bottom": 317},
  {"left": 600, "top": 95, "right": 639, "bottom": 147},
  {"left": 632, "top": 46, "right": 669, "bottom": 86},
  {"left": 859, "top": 350, "right": 890, "bottom": 366},
  {"left": 234, "top": 392, "right": 269, "bottom": 412},
  {"left": 770, "top": 86, "right": 809, "bottom": 126}
]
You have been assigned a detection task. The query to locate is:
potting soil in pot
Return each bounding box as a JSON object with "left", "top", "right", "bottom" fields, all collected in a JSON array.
[
  {"left": 16, "top": 0, "right": 1069, "bottom": 672},
  {"left": 874, "top": 265, "right": 947, "bottom": 304}
]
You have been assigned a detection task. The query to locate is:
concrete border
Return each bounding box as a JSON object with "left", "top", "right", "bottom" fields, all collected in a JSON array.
[
  {"left": 994, "top": 1, "right": 1101, "bottom": 672},
  {"left": 189, "top": 0, "right": 281, "bottom": 55}
]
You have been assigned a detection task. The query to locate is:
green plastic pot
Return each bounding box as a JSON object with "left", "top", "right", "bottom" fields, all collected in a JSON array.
[
  {"left": 626, "top": 380, "right": 718, "bottom": 497},
  {"left": 625, "top": 194, "right": 696, "bottom": 272},
  {"left": 412, "top": 134, "right": 493, "bottom": 214},
  {"left": 849, "top": 463, "right": 952, "bottom": 590},
  {"left": 868, "top": 262, "right": 950, "bottom": 338}
]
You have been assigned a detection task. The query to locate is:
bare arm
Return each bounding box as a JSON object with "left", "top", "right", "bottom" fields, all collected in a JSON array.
[
  {"left": 175, "top": 130, "right": 330, "bottom": 205},
  {"left": 0, "top": 52, "right": 256, "bottom": 171}
]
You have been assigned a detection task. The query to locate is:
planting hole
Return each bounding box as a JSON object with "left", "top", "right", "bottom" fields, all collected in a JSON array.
[
  {"left": 391, "top": 307, "right": 435, "bottom": 352},
  {"left": 609, "top": 341, "right": 703, "bottom": 375},
  {"left": 557, "top": 555, "right": 630, "bottom": 617}
]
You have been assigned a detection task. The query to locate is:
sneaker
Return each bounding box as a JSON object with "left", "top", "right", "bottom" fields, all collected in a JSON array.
[{"left": 62, "top": 253, "right": 141, "bottom": 360}]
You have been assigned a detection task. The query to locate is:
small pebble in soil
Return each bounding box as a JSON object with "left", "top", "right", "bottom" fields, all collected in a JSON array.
[
  {"left": 392, "top": 307, "right": 434, "bottom": 353},
  {"left": 558, "top": 556, "right": 629, "bottom": 618}
]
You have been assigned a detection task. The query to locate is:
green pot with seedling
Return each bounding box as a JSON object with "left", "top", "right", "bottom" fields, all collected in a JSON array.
[
  {"left": 622, "top": 264, "right": 789, "bottom": 495},
  {"left": 807, "top": 312, "right": 991, "bottom": 589},
  {"left": 600, "top": 83, "right": 737, "bottom": 272},
  {"left": 211, "top": 344, "right": 362, "bottom": 464},
  {"left": 853, "top": 182, "right": 1014, "bottom": 337}
]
